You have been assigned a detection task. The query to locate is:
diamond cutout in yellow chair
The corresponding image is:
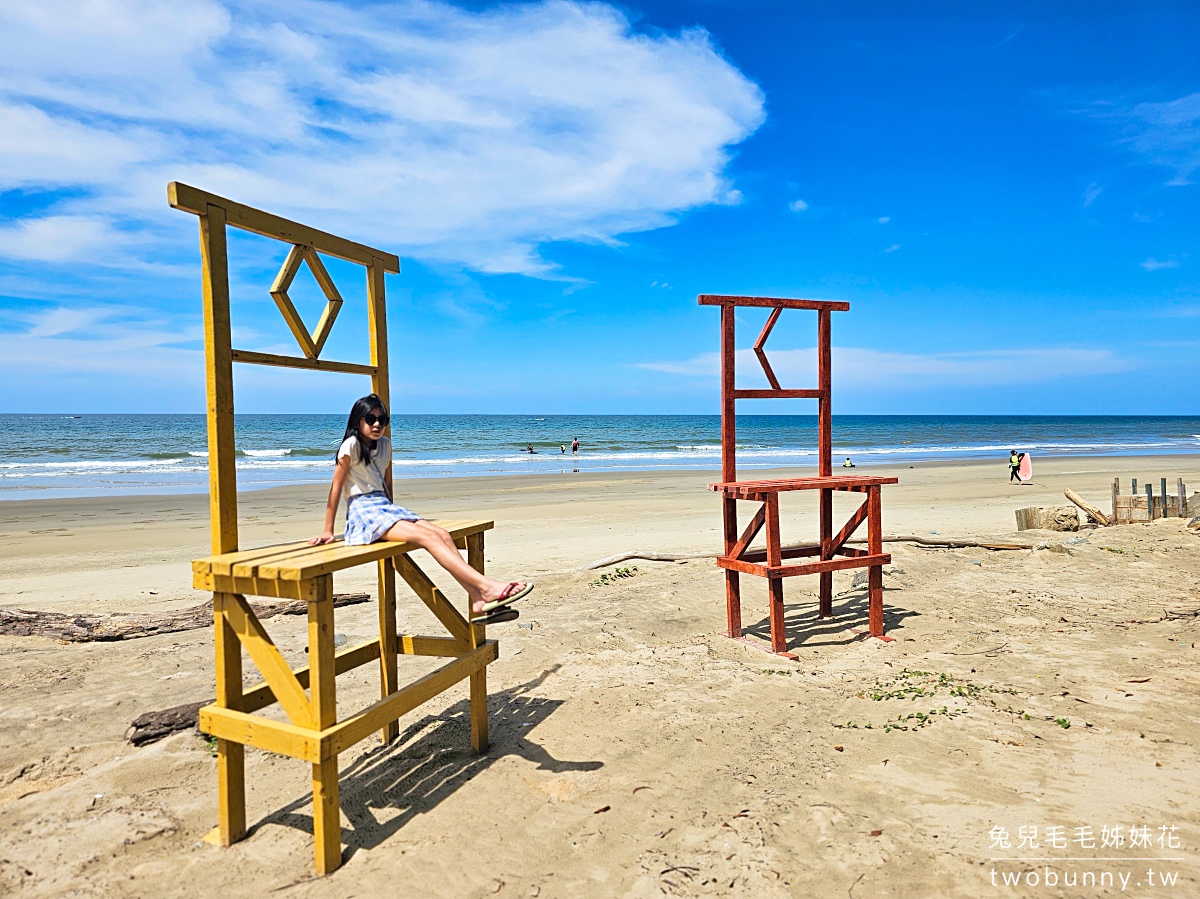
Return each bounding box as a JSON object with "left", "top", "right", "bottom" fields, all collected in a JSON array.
[{"left": 269, "top": 244, "right": 344, "bottom": 359}]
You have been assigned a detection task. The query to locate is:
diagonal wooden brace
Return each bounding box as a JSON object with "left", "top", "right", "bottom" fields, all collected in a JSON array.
[
  {"left": 729, "top": 503, "right": 767, "bottom": 560},
  {"left": 269, "top": 245, "right": 320, "bottom": 359},
  {"left": 301, "top": 247, "right": 344, "bottom": 357},
  {"left": 393, "top": 554, "right": 472, "bottom": 648},
  {"left": 752, "top": 307, "right": 783, "bottom": 390},
  {"left": 224, "top": 593, "right": 314, "bottom": 728},
  {"left": 828, "top": 495, "right": 870, "bottom": 557}
]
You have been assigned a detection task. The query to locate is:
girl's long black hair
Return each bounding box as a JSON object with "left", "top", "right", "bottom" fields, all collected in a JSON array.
[{"left": 339, "top": 394, "right": 388, "bottom": 465}]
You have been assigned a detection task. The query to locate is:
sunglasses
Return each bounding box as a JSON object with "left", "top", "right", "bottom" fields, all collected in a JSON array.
[{"left": 363, "top": 413, "right": 389, "bottom": 427}]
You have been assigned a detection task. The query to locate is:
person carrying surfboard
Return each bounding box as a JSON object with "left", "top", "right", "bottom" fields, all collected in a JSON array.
[{"left": 1009, "top": 450, "right": 1033, "bottom": 484}]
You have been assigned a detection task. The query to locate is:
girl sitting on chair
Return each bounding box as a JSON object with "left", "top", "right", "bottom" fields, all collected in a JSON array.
[{"left": 310, "top": 394, "right": 532, "bottom": 618}]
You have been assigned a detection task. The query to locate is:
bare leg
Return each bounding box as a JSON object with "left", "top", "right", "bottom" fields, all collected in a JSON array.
[{"left": 382, "top": 520, "right": 523, "bottom": 613}]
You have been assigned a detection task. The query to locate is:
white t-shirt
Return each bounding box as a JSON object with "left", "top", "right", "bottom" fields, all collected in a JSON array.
[{"left": 338, "top": 435, "right": 391, "bottom": 498}]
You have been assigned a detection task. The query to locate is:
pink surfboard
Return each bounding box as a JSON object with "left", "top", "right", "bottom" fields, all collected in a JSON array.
[{"left": 1018, "top": 452, "right": 1032, "bottom": 482}]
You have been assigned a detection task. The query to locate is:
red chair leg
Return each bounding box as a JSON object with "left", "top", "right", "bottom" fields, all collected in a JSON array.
[{"left": 725, "top": 570, "right": 742, "bottom": 639}]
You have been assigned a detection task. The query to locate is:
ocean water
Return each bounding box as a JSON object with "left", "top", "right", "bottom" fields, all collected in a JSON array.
[{"left": 2, "top": 414, "right": 1199, "bottom": 500}]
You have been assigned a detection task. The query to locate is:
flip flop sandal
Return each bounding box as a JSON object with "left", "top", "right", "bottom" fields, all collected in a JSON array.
[
  {"left": 480, "top": 582, "right": 534, "bottom": 613},
  {"left": 476, "top": 606, "right": 520, "bottom": 626}
]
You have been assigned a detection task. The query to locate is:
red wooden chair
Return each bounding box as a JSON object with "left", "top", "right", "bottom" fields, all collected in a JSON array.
[{"left": 699, "top": 295, "right": 897, "bottom": 655}]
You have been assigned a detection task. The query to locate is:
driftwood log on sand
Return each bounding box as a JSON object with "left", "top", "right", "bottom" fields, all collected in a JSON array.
[
  {"left": 0, "top": 594, "right": 367, "bottom": 743},
  {"left": 582, "top": 535, "right": 1032, "bottom": 570},
  {"left": 0, "top": 593, "right": 370, "bottom": 642},
  {"left": 126, "top": 701, "right": 209, "bottom": 746},
  {"left": 1064, "top": 487, "right": 1113, "bottom": 526}
]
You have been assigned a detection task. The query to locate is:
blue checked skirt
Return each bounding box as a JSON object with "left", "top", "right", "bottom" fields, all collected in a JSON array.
[{"left": 344, "top": 492, "right": 421, "bottom": 545}]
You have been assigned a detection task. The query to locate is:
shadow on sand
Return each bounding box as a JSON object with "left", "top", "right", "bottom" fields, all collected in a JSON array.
[
  {"left": 741, "top": 588, "right": 920, "bottom": 652},
  {"left": 255, "top": 665, "right": 601, "bottom": 859}
]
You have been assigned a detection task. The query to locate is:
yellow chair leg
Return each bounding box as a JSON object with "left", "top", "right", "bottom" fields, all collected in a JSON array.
[
  {"left": 309, "top": 577, "right": 342, "bottom": 874},
  {"left": 466, "top": 533, "right": 489, "bottom": 753},
  {"left": 216, "top": 740, "right": 245, "bottom": 845},
  {"left": 470, "top": 668, "right": 489, "bottom": 753},
  {"left": 377, "top": 558, "right": 399, "bottom": 744},
  {"left": 312, "top": 757, "right": 341, "bottom": 875},
  {"left": 213, "top": 592, "right": 246, "bottom": 844}
]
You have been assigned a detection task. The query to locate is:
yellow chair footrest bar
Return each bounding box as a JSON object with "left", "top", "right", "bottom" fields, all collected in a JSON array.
[{"left": 200, "top": 641, "right": 497, "bottom": 762}]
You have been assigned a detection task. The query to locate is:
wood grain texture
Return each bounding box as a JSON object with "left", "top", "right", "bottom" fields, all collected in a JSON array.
[
  {"left": 308, "top": 575, "right": 342, "bottom": 875},
  {"left": 698, "top": 295, "right": 850, "bottom": 311},
  {"left": 268, "top": 244, "right": 319, "bottom": 358},
  {"left": 212, "top": 591, "right": 246, "bottom": 845},
  {"left": 729, "top": 504, "right": 766, "bottom": 561},
  {"left": 243, "top": 636, "right": 380, "bottom": 713},
  {"left": 708, "top": 475, "right": 898, "bottom": 498},
  {"left": 322, "top": 642, "right": 497, "bottom": 758},
  {"left": 394, "top": 554, "right": 473, "bottom": 647},
  {"left": 465, "top": 531, "right": 488, "bottom": 752},
  {"left": 731, "top": 389, "right": 823, "bottom": 399},
  {"left": 169, "top": 182, "right": 399, "bottom": 271},
  {"left": 377, "top": 558, "right": 398, "bottom": 745},
  {"left": 829, "top": 496, "right": 870, "bottom": 556},
  {"left": 199, "top": 705, "right": 321, "bottom": 763},
  {"left": 230, "top": 349, "right": 376, "bottom": 376},
  {"left": 225, "top": 593, "right": 314, "bottom": 727},
  {"left": 868, "top": 486, "right": 884, "bottom": 637},
  {"left": 753, "top": 306, "right": 783, "bottom": 390},
  {"left": 717, "top": 552, "right": 891, "bottom": 578},
  {"left": 193, "top": 520, "right": 495, "bottom": 582},
  {"left": 720, "top": 302, "right": 737, "bottom": 483},
  {"left": 818, "top": 308, "right": 832, "bottom": 478},
  {"left": 198, "top": 204, "right": 238, "bottom": 555},
  {"left": 1064, "top": 488, "right": 1112, "bottom": 526}
]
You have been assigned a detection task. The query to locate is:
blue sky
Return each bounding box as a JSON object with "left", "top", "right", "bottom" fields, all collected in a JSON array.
[{"left": 0, "top": 0, "right": 1197, "bottom": 414}]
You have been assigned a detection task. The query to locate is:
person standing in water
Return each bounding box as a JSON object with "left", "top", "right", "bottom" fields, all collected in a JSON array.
[{"left": 571, "top": 437, "right": 579, "bottom": 455}]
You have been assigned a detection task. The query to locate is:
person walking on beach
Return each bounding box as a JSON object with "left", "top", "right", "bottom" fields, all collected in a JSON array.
[
  {"left": 1009, "top": 450, "right": 1021, "bottom": 483},
  {"left": 310, "top": 394, "right": 533, "bottom": 617},
  {"left": 572, "top": 436, "right": 579, "bottom": 455}
]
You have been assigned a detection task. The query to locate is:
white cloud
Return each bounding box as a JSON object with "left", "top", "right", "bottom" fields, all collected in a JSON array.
[
  {"left": 0, "top": 0, "right": 765, "bottom": 275},
  {"left": 1141, "top": 257, "right": 1180, "bottom": 271},
  {"left": 788, "top": 199, "right": 808, "bottom": 212},
  {"left": 636, "top": 345, "right": 1130, "bottom": 387},
  {"left": 1123, "top": 92, "right": 1200, "bottom": 186},
  {"left": 877, "top": 216, "right": 890, "bottom": 224},
  {"left": 0, "top": 304, "right": 200, "bottom": 379},
  {"left": 636, "top": 351, "right": 718, "bottom": 377},
  {"left": 0, "top": 215, "right": 136, "bottom": 263},
  {"left": 884, "top": 243, "right": 900, "bottom": 253},
  {"left": 1082, "top": 182, "right": 1102, "bottom": 206}
]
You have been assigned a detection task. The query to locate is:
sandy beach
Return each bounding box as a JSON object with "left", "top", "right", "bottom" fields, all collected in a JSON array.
[{"left": 2, "top": 455, "right": 1200, "bottom": 897}]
